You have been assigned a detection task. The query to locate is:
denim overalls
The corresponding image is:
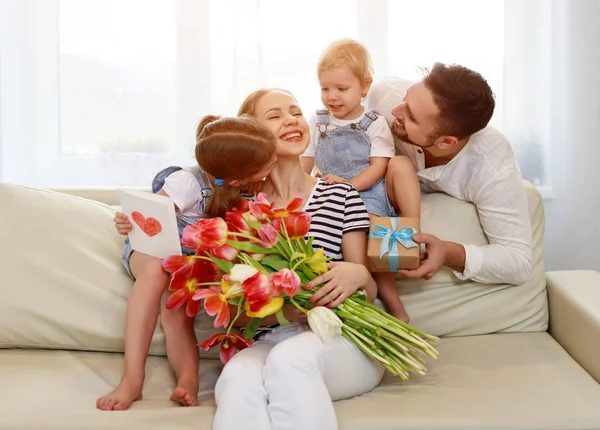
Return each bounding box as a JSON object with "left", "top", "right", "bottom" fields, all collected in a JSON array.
[
  {"left": 314, "top": 109, "right": 396, "bottom": 217},
  {"left": 120, "top": 165, "right": 213, "bottom": 278}
]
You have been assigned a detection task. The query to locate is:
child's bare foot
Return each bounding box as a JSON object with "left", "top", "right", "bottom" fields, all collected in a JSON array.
[
  {"left": 170, "top": 376, "right": 199, "bottom": 407},
  {"left": 96, "top": 377, "right": 143, "bottom": 411}
]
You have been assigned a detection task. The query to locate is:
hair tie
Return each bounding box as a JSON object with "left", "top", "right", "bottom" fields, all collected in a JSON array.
[{"left": 214, "top": 178, "right": 225, "bottom": 186}]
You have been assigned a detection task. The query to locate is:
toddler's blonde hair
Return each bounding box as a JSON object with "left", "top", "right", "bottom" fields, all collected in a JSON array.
[{"left": 317, "top": 38, "right": 374, "bottom": 84}]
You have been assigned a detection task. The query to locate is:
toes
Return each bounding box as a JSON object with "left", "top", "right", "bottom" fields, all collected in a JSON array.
[
  {"left": 106, "top": 398, "right": 119, "bottom": 410},
  {"left": 113, "top": 400, "right": 130, "bottom": 411},
  {"left": 96, "top": 397, "right": 104, "bottom": 410},
  {"left": 170, "top": 387, "right": 198, "bottom": 407}
]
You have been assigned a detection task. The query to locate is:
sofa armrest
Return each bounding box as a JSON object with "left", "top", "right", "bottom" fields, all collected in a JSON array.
[{"left": 547, "top": 270, "right": 600, "bottom": 383}]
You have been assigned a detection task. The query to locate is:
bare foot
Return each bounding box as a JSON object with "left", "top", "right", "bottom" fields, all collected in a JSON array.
[
  {"left": 96, "top": 377, "right": 143, "bottom": 411},
  {"left": 170, "top": 377, "right": 199, "bottom": 407}
]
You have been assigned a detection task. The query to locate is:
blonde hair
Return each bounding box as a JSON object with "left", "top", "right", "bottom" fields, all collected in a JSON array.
[{"left": 317, "top": 38, "right": 374, "bottom": 84}]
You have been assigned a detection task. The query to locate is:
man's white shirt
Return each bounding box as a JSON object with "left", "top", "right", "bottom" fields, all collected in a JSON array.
[{"left": 367, "top": 78, "right": 533, "bottom": 284}]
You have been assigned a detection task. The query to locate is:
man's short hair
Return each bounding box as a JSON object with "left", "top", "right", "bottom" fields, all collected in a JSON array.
[{"left": 423, "top": 63, "right": 495, "bottom": 140}]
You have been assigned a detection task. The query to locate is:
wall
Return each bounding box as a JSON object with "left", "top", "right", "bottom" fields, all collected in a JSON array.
[{"left": 544, "top": 0, "right": 600, "bottom": 270}]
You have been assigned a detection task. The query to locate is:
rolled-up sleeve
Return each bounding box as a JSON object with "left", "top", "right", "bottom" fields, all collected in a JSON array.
[{"left": 454, "top": 169, "right": 533, "bottom": 285}]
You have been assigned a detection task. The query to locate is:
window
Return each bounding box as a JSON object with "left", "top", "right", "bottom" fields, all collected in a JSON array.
[{"left": 0, "top": 0, "right": 549, "bottom": 193}]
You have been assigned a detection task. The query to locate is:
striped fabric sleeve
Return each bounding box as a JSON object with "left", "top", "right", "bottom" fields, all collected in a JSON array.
[{"left": 342, "top": 186, "right": 371, "bottom": 233}]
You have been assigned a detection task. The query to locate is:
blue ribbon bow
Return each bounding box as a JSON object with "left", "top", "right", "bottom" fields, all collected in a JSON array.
[{"left": 368, "top": 218, "right": 418, "bottom": 272}]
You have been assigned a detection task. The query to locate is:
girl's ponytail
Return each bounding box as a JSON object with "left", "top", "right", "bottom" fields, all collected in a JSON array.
[{"left": 203, "top": 182, "right": 245, "bottom": 219}]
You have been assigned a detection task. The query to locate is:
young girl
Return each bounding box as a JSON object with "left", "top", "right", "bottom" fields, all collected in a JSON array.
[
  {"left": 96, "top": 115, "right": 277, "bottom": 411},
  {"left": 212, "top": 88, "right": 383, "bottom": 430},
  {"left": 300, "top": 38, "right": 421, "bottom": 323}
]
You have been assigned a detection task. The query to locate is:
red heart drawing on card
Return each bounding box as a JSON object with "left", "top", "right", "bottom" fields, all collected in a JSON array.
[{"left": 131, "top": 211, "right": 162, "bottom": 237}]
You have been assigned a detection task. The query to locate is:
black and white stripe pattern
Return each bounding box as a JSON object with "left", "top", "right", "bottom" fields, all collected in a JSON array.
[{"left": 305, "top": 179, "right": 370, "bottom": 261}]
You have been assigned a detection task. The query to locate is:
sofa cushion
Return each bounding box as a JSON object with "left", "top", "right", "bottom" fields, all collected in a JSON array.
[
  {"left": 2, "top": 332, "right": 599, "bottom": 430},
  {"left": 397, "top": 181, "right": 548, "bottom": 336},
  {"left": 0, "top": 183, "right": 226, "bottom": 357}
]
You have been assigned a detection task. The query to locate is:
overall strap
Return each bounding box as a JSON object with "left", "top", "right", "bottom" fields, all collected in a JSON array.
[
  {"left": 358, "top": 110, "right": 379, "bottom": 131},
  {"left": 181, "top": 165, "right": 213, "bottom": 190},
  {"left": 316, "top": 109, "right": 330, "bottom": 138},
  {"left": 151, "top": 166, "right": 183, "bottom": 194}
]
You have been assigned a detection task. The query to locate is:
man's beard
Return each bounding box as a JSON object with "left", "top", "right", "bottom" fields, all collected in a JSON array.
[{"left": 392, "top": 120, "right": 441, "bottom": 149}]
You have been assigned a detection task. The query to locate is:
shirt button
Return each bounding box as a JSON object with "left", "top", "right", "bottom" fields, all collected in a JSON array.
[{"left": 417, "top": 149, "right": 423, "bottom": 154}]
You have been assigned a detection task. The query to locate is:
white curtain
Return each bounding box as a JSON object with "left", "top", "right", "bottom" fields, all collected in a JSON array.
[{"left": 0, "top": 0, "right": 550, "bottom": 189}]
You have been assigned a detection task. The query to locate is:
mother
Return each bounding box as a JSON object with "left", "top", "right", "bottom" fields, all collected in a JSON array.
[{"left": 212, "top": 89, "right": 385, "bottom": 430}]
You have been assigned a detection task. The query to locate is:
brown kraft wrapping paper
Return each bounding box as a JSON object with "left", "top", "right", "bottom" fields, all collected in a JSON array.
[{"left": 367, "top": 216, "right": 420, "bottom": 272}]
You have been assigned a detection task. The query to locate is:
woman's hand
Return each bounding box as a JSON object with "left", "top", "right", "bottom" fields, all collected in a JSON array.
[
  {"left": 113, "top": 211, "right": 132, "bottom": 235},
  {"left": 305, "top": 262, "right": 371, "bottom": 308}
]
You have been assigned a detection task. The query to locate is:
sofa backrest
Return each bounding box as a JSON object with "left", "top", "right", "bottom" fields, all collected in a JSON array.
[
  {"left": 0, "top": 181, "right": 546, "bottom": 356},
  {"left": 400, "top": 181, "right": 547, "bottom": 336},
  {"left": 0, "top": 183, "right": 226, "bottom": 358}
]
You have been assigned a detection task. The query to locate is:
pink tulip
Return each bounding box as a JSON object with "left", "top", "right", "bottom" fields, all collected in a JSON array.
[
  {"left": 270, "top": 269, "right": 301, "bottom": 297},
  {"left": 181, "top": 218, "right": 228, "bottom": 251},
  {"left": 257, "top": 224, "right": 279, "bottom": 248},
  {"left": 248, "top": 193, "right": 274, "bottom": 220}
]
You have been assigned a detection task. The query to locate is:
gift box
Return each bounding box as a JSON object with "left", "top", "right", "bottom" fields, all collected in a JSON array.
[{"left": 367, "top": 216, "right": 420, "bottom": 272}]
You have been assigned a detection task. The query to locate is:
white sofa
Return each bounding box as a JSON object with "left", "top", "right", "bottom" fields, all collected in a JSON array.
[{"left": 1, "top": 181, "right": 599, "bottom": 430}]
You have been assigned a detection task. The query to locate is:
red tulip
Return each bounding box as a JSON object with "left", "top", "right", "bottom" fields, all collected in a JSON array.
[
  {"left": 192, "top": 288, "right": 230, "bottom": 328},
  {"left": 210, "top": 242, "right": 239, "bottom": 261},
  {"left": 198, "top": 333, "right": 253, "bottom": 364},
  {"left": 181, "top": 218, "right": 228, "bottom": 251},
  {"left": 272, "top": 196, "right": 304, "bottom": 218},
  {"left": 166, "top": 258, "right": 218, "bottom": 317},
  {"left": 225, "top": 208, "right": 254, "bottom": 235},
  {"left": 270, "top": 269, "right": 301, "bottom": 297},
  {"left": 273, "top": 213, "right": 311, "bottom": 239},
  {"left": 242, "top": 271, "right": 273, "bottom": 312},
  {"left": 248, "top": 193, "right": 274, "bottom": 220},
  {"left": 162, "top": 255, "right": 195, "bottom": 274}
]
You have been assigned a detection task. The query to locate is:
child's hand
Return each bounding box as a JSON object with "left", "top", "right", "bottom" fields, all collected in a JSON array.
[
  {"left": 113, "top": 211, "right": 132, "bottom": 235},
  {"left": 322, "top": 174, "right": 347, "bottom": 185}
]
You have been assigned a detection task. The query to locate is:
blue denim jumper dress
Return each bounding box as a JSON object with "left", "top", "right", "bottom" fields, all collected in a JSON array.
[
  {"left": 120, "top": 165, "right": 213, "bottom": 278},
  {"left": 314, "top": 109, "right": 396, "bottom": 217}
]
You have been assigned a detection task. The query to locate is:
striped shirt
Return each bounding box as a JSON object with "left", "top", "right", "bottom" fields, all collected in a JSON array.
[
  {"left": 304, "top": 179, "right": 371, "bottom": 260},
  {"left": 252, "top": 179, "right": 370, "bottom": 340}
]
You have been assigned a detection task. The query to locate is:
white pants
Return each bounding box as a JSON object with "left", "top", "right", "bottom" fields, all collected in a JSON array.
[{"left": 212, "top": 323, "right": 384, "bottom": 430}]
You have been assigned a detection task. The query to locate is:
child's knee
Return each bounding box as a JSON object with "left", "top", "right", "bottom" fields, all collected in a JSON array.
[
  {"left": 389, "top": 155, "right": 415, "bottom": 174},
  {"left": 144, "top": 258, "right": 169, "bottom": 280},
  {"left": 160, "top": 302, "right": 190, "bottom": 326}
]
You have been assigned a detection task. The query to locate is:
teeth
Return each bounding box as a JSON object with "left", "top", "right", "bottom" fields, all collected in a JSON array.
[{"left": 282, "top": 132, "right": 301, "bottom": 141}]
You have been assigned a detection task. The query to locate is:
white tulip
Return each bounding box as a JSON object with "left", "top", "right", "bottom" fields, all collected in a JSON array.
[
  {"left": 229, "top": 264, "right": 258, "bottom": 283},
  {"left": 307, "top": 307, "right": 343, "bottom": 342}
]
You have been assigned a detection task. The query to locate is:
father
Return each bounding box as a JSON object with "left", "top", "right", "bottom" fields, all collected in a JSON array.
[{"left": 366, "top": 63, "right": 532, "bottom": 284}]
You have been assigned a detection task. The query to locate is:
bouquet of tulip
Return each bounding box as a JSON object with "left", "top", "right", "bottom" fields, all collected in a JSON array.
[{"left": 162, "top": 193, "right": 439, "bottom": 379}]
